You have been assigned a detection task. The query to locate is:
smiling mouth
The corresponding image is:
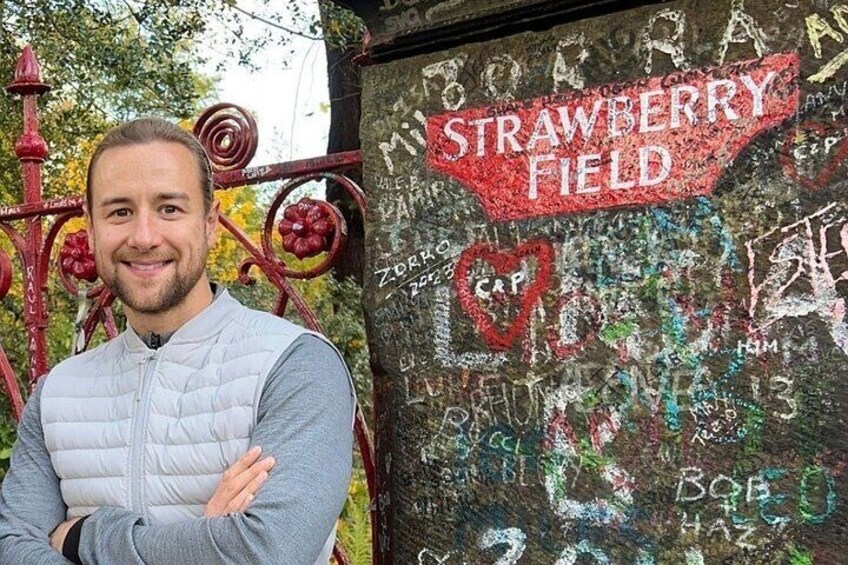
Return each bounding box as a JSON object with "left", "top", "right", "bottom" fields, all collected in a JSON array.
[{"left": 121, "top": 260, "right": 173, "bottom": 272}]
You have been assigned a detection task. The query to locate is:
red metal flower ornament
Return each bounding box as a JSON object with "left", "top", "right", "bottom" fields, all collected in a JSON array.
[
  {"left": 278, "top": 198, "right": 335, "bottom": 259},
  {"left": 59, "top": 230, "right": 98, "bottom": 283}
]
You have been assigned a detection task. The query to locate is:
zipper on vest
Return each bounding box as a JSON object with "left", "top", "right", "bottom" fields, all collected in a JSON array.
[
  {"left": 130, "top": 351, "right": 159, "bottom": 519},
  {"left": 136, "top": 359, "right": 144, "bottom": 402}
]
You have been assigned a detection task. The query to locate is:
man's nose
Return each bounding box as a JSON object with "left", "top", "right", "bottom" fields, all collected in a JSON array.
[{"left": 127, "top": 211, "right": 162, "bottom": 250}]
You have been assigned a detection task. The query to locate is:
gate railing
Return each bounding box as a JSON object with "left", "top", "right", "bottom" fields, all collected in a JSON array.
[{"left": 0, "top": 46, "right": 374, "bottom": 565}]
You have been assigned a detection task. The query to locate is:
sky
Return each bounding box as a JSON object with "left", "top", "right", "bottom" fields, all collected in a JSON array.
[{"left": 203, "top": 1, "right": 332, "bottom": 166}]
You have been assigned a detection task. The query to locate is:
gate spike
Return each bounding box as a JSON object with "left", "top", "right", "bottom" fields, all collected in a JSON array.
[{"left": 6, "top": 45, "right": 51, "bottom": 95}]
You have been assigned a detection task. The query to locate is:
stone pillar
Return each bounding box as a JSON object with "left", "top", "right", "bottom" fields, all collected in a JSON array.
[{"left": 344, "top": 0, "right": 848, "bottom": 561}]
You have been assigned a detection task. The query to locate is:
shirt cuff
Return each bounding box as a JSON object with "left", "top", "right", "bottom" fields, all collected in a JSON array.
[{"left": 62, "top": 515, "right": 89, "bottom": 565}]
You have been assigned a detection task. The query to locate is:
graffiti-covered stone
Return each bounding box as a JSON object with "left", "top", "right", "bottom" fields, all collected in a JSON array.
[
  {"left": 360, "top": 1, "right": 848, "bottom": 562},
  {"left": 333, "top": 0, "right": 550, "bottom": 47}
]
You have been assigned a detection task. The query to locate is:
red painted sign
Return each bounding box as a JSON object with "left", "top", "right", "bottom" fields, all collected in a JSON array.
[{"left": 427, "top": 53, "right": 799, "bottom": 221}]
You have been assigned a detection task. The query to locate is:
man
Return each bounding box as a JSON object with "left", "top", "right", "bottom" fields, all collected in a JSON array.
[{"left": 0, "top": 118, "right": 355, "bottom": 564}]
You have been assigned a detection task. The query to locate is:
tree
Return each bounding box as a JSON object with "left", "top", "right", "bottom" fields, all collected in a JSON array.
[
  {"left": 0, "top": 0, "right": 305, "bottom": 202},
  {"left": 319, "top": 0, "right": 365, "bottom": 284}
]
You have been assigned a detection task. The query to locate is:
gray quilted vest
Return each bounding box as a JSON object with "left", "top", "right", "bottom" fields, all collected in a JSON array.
[{"left": 40, "top": 290, "right": 340, "bottom": 563}]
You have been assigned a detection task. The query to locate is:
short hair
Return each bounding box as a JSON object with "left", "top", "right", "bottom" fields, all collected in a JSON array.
[{"left": 85, "top": 117, "right": 213, "bottom": 213}]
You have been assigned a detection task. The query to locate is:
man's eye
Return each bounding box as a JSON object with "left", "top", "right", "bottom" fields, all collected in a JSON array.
[
  {"left": 162, "top": 205, "right": 179, "bottom": 214},
  {"left": 111, "top": 209, "right": 130, "bottom": 218}
]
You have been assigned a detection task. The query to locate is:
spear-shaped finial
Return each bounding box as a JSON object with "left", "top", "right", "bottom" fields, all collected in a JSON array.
[{"left": 6, "top": 45, "right": 51, "bottom": 96}]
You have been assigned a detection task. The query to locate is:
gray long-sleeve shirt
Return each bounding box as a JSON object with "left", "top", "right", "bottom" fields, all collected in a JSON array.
[{"left": 0, "top": 334, "right": 354, "bottom": 564}]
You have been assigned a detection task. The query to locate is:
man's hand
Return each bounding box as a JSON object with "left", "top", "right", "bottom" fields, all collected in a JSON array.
[
  {"left": 50, "top": 516, "right": 82, "bottom": 552},
  {"left": 205, "top": 446, "right": 275, "bottom": 518}
]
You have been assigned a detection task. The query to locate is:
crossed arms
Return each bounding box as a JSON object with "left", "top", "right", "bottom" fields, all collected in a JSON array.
[{"left": 0, "top": 335, "right": 353, "bottom": 564}]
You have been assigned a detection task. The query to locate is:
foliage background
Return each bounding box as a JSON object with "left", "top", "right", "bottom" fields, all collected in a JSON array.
[{"left": 0, "top": 1, "right": 371, "bottom": 562}]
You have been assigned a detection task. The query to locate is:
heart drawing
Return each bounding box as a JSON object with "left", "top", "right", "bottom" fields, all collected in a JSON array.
[
  {"left": 455, "top": 240, "right": 555, "bottom": 351},
  {"left": 780, "top": 119, "right": 848, "bottom": 191}
]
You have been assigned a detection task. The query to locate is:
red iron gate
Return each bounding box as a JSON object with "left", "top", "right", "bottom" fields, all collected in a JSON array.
[{"left": 0, "top": 46, "right": 375, "bottom": 565}]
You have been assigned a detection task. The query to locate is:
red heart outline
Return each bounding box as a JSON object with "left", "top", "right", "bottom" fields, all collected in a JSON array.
[
  {"left": 455, "top": 240, "right": 554, "bottom": 351},
  {"left": 780, "top": 120, "right": 848, "bottom": 191}
]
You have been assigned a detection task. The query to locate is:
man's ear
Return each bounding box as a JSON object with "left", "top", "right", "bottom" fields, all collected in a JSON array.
[
  {"left": 205, "top": 200, "right": 220, "bottom": 248},
  {"left": 83, "top": 206, "right": 94, "bottom": 245}
]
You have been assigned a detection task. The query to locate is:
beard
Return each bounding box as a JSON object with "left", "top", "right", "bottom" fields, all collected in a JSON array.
[{"left": 101, "top": 248, "right": 208, "bottom": 315}]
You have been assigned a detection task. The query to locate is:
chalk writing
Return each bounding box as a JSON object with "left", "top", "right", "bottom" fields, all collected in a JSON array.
[
  {"left": 716, "top": 0, "right": 769, "bottom": 65},
  {"left": 479, "top": 528, "right": 525, "bottom": 565},
  {"left": 806, "top": 4, "right": 848, "bottom": 83},
  {"left": 746, "top": 203, "right": 848, "bottom": 355},
  {"left": 640, "top": 9, "right": 691, "bottom": 74},
  {"left": 552, "top": 33, "right": 589, "bottom": 91},
  {"left": 373, "top": 239, "right": 452, "bottom": 289}
]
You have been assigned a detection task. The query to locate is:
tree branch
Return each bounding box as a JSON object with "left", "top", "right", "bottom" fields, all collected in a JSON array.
[{"left": 231, "top": 4, "right": 321, "bottom": 41}]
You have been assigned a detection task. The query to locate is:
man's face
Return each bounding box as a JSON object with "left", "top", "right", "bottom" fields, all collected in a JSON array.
[{"left": 86, "top": 141, "right": 217, "bottom": 317}]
